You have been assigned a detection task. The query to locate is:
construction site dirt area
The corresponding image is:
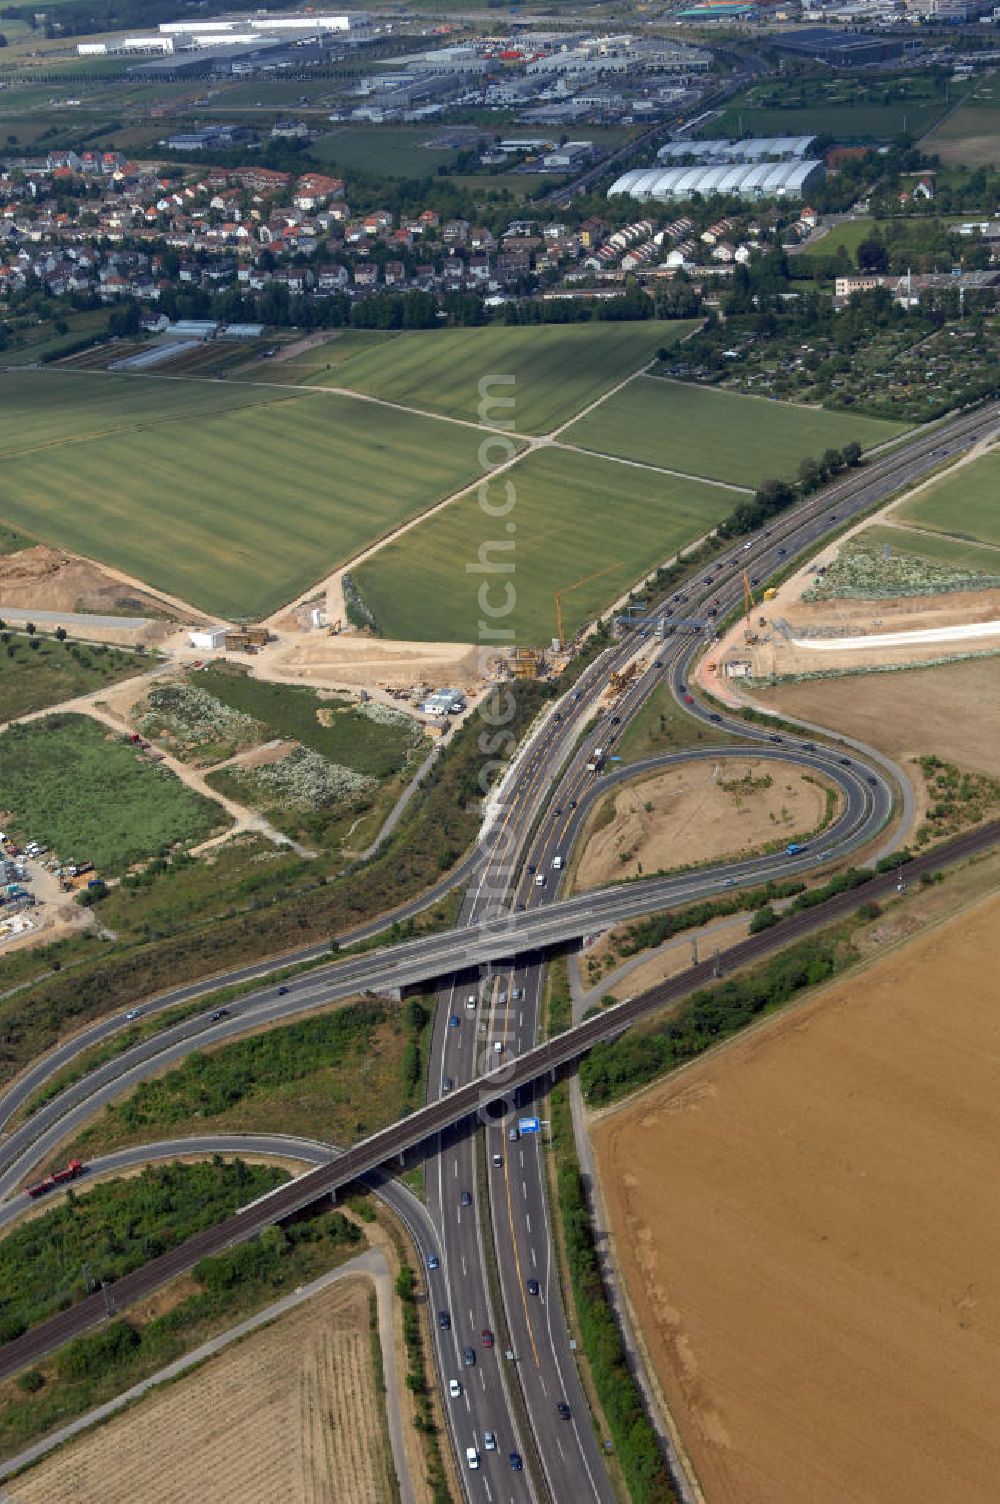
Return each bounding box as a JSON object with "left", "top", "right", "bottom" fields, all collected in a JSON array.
[
  {"left": 0, "top": 546, "right": 176, "bottom": 644},
  {"left": 264, "top": 631, "right": 489, "bottom": 693},
  {"left": 755, "top": 656, "right": 1000, "bottom": 778},
  {"left": 594, "top": 890, "right": 1000, "bottom": 1504},
  {"left": 573, "top": 759, "right": 834, "bottom": 890},
  {"left": 5, "top": 1275, "right": 394, "bottom": 1504}
]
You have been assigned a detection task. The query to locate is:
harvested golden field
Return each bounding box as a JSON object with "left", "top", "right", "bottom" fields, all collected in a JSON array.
[
  {"left": 751, "top": 655, "right": 998, "bottom": 776},
  {"left": 573, "top": 758, "right": 832, "bottom": 891},
  {"left": 7, "top": 1275, "right": 394, "bottom": 1504},
  {"left": 595, "top": 890, "right": 1000, "bottom": 1504},
  {"left": 756, "top": 656, "right": 1000, "bottom": 777}
]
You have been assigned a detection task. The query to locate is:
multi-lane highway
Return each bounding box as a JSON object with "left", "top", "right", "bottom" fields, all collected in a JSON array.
[{"left": 1, "top": 398, "right": 998, "bottom": 1490}]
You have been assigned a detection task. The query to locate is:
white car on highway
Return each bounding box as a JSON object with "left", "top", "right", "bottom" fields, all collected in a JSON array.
[{"left": 449, "top": 1379, "right": 462, "bottom": 1399}]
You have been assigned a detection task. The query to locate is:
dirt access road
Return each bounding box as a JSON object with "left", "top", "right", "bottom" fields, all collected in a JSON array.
[{"left": 594, "top": 888, "right": 1000, "bottom": 1504}]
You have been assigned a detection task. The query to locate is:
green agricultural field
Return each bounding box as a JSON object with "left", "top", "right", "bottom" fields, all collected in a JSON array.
[
  {"left": 895, "top": 450, "right": 1000, "bottom": 547},
  {"left": 861, "top": 523, "right": 1000, "bottom": 577},
  {"left": 707, "top": 75, "right": 956, "bottom": 144},
  {"left": 0, "top": 523, "right": 32, "bottom": 556},
  {"left": 197, "top": 665, "right": 420, "bottom": 778},
  {"left": 314, "top": 320, "right": 697, "bottom": 433},
  {"left": 352, "top": 446, "right": 734, "bottom": 644},
  {"left": 310, "top": 125, "right": 461, "bottom": 177},
  {"left": 796, "top": 217, "right": 876, "bottom": 264},
  {"left": 0, "top": 637, "right": 149, "bottom": 723},
  {"left": 0, "top": 370, "right": 284, "bottom": 456},
  {"left": 922, "top": 93, "right": 1000, "bottom": 168},
  {"left": 0, "top": 714, "right": 228, "bottom": 872},
  {"left": 0, "top": 376, "right": 495, "bottom": 618},
  {"left": 565, "top": 377, "right": 905, "bottom": 489}
]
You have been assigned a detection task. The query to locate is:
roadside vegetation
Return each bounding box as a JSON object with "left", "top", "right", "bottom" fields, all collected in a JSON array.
[
  {"left": 394, "top": 1256, "right": 451, "bottom": 1504},
  {"left": 549, "top": 1084, "right": 678, "bottom": 1503},
  {"left": 0, "top": 1159, "right": 284, "bottom": 1342},
  {"left": 581, "top": 930, "right": 855, "bottom": 1107},
  {"left": 803, "top": 537, "right": 1000, "bottom": 600},
  {"left": 0, "top": 678, "right": 553, "bottom": 1084},
  {"left": 915, "top": 756, "right": 1000, "bottom": 845},
  {"left": 0, "top": 633, "right": 149, "bottom": 722},
  {"left": 0, "top": 714, "right": 227, "bottom": 874},
  {"left": 60, "top": 995, "right": 432, "bottom": 1162},
  {"left": 195, "top": 666, "right": 422, "bottom": 778},
  {"left": 0, "top": 1179, "right": 364, "bottom": 1460}
]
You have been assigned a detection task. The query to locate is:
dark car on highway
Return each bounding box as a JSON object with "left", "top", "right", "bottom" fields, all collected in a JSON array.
[
  {"left": 527, "top": 1279, "right": 539, "bottom": 1296},
  {"left": 510, "top": 1452, "right": 523, "bottom": 1471},
  {"left": 438, "top": 1310, "right": 451, "bottom": 1330},
  {"left": 463, "top": 1346, "right": 476, "bottom": 1367},
  {"left": 557, "top": 1402, "right": 571, "bottom": 1419}
]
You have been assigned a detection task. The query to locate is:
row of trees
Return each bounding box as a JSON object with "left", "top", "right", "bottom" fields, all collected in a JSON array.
[
  {"left": 715, "top": 439, "right": 863, "bottom": 543},
  {"left": 580, "top": 934, "right": 846, "bottom": 1106}
]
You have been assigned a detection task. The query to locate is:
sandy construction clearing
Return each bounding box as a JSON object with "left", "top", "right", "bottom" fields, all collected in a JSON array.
[
  {"left": 594, "top": 890, "right": 1000, "bottom": 1504},
  {"left": 573, "top": 758, "right": 832, "bottom": 890},
  {"left": 6, "top": 1275, "right": 394, "bottom": 1504},
  {"left": 755, "top": 656, "right": 1000, "bottom": 779},
  {"left": 264, "top": 631, "right": 489, "bottom": 693}
]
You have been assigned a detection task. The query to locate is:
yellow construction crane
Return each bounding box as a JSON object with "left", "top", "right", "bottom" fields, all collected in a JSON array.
[{"left": 742, "top": 569, "right": 758, "bottom": 645}]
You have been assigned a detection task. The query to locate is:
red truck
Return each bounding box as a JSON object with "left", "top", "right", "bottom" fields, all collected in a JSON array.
[{"left": 25, "top": 1160, "right": 86, "bottom": 1199}]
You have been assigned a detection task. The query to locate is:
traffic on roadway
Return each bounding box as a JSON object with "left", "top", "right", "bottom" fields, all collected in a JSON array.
[{"left": 0, "top": 399, "right": 998, "bottom": 1496}]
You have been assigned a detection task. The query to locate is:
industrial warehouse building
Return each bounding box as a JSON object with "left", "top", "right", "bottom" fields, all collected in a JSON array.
[
  {"left": 609, "top": 154, "right": 824, "bottom": 203},
  {"left": 656, "top": 135, "right": 817, "bottom": 164}
]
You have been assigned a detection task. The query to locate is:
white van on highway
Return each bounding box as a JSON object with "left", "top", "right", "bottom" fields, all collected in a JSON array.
[{"left": 466, "top": 1447, "right": 480, "bottom": 1470}]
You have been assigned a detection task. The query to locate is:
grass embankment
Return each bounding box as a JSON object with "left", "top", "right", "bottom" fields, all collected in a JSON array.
[
  {"left": 0, "top": 1169, "right": 364, "bottom": 1459},
  {"left": 896, "top": 448, "right": 1000, "bottom": 549},
  {"left": 0, "top": 715, "right": 227, "bottom": 874},
  {"left": 59, "top": 995, "right": 433, "bottom": 1164},
  {"left": 0, "top": 679, "right": 552, "bottom": 1087},
  {"left": 564, "top": 376, "right": 904, "bottom": 490},
  {"left": 0, "top": 637, "right": 150, "bottom": 723},
  {"left": 614, "top": 683, "right": 745, "bottom": 763},
  {"left": 859, "top": 523, "right": 1000, "bottom": 579}
]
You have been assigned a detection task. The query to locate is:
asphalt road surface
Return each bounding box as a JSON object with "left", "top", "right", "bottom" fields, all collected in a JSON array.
[{"left": 0, "top": 401, "right": 997, "bottom": 1491}]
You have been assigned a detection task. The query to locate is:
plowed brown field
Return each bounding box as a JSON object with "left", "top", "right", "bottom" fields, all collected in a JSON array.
[
  {"left": 6, "top": 1275, "right": 394, "bottom": 1504},
  {"left": 595, "top": 891, "right": 1000, "bottom": 1504}
]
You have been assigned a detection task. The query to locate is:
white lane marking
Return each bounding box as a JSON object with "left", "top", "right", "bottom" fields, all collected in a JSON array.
[
  {"left": 462, "top": 1254, "right": 467, "bottom": 1277},
  {"left": 530, "top": 1246, "right": 537, "bottom": 1268},
  {"left": 519, "top": 1151, "right": 524, "bottom": 1168},
  {"left": 521, "top": 1180, "right": 527, "bottom": 1199},
  {"left": 526, "top": 1213, "right": 531, "bottom": 1234},
  {"left": 556, "top": 1439, "right": 565, "bottom": 1461}
]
